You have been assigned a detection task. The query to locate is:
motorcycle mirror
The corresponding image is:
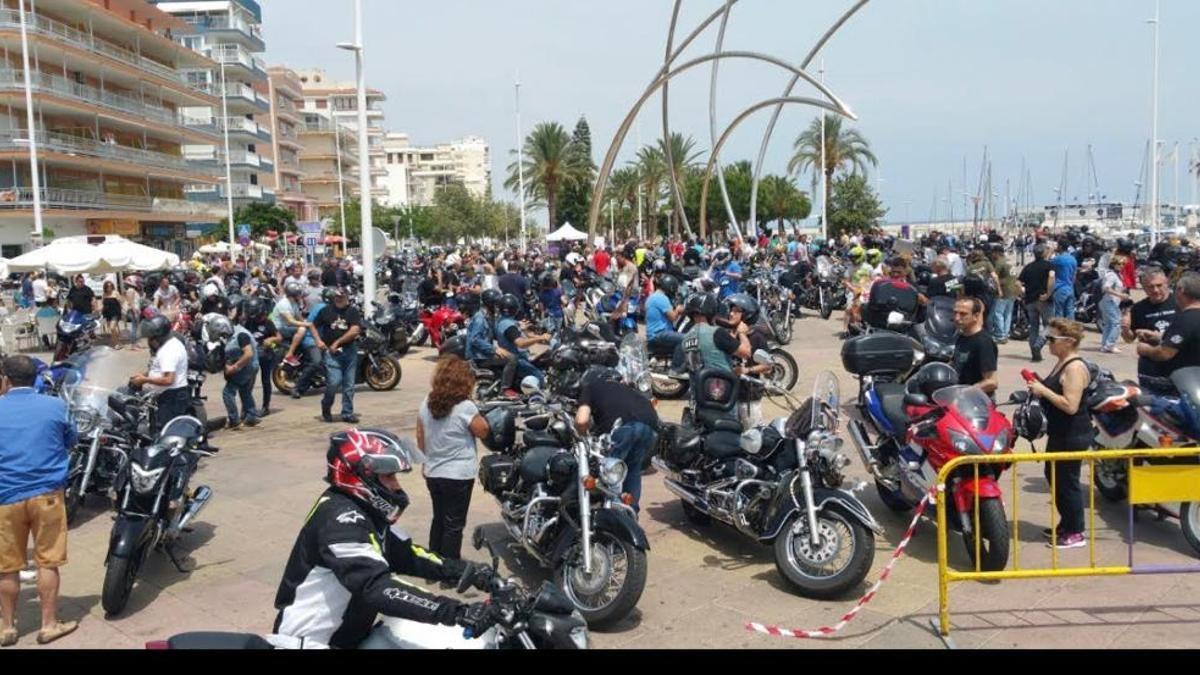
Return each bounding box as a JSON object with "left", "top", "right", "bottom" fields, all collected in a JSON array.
[
  {"left": 904, "top": 392, "right": 930, "bottom": 407},
  {"left": 753, "top": 349, "right": 773, "bottom": 366},
  {"left": 520, "top": 376, "right": 541, "bottom": 397},
  {"left": 1008, "top": 390, "right": 1031, "bottom": 405}
]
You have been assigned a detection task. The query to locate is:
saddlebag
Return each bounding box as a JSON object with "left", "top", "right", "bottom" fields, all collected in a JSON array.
[{"left": 479, "top": 454, "right": 516, "bottom": 495}]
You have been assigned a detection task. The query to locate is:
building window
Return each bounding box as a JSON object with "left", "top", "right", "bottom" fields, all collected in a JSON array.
[{"left": 316, "top": 100, "right": 327, "bottom": 109}]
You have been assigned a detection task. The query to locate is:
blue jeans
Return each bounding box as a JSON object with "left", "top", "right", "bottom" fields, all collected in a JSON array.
[
  {"left": 514, "top": 358, "right": 544, "bottom": 388},
  {"left": 989, "top": 298, "right": 1014, "bottom": 340},
  {"left": 608, "top": 421, "right": 657, "bottom": 511},
  {"left": 648, "top": 331, "right": 686, "bottom": 369},
  {"left": 322, "top": 348, "right": 358, "bottom": 416},
  {"left": 1099, "top": 297, "right": 1121, "bottom": 350},
  {"left": 1052, "top": 286, "right": 1076, "bottom": 320},
  {"left": 295, "top": 343, "right": 322, "bottom": 394},
  {"left": 222, "top": 366, "right": 259, "bottom": 424}
]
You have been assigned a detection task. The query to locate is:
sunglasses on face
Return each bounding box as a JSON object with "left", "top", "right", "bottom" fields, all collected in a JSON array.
[{"left": 1045, "top": 335, "right": 1075, "bottom": 343}]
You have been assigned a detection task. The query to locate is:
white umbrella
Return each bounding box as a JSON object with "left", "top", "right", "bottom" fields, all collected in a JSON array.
[
  {"left": 0, "top": 258, "right": 8, "bottom": 279},
  {"left": 199, "top": 241, "right": 244, "bottom": 255},
  {"left": 547, "top": 222, "right": 588, "bottom": 242},
  {"left": 6, "top": 235, "right": 178, "bottom": 274}
]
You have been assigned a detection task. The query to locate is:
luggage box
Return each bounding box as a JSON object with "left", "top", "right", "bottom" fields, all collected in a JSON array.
[{"left": 841, "top": 331, "right": 918, "bottom": 376}]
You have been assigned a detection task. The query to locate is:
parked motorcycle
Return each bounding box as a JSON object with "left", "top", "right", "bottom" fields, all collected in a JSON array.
[
  {"left": 272, "top": 328, "right": 402, "bottom": 395},
  {"left": 809, "top": 255, "right": 849, "bottom": 321},
  {"left": 412, "top": 304, "right": 466, "bottom": 351},
  {"left": 101, "top": 414, "right": 216, "bottom": 616},
  {"left": 371, "top": 294, "right": 413, "bottom": 357},
  {"left": 61, "top": 384, "right": 151, "bottom": 525},
  {"left": 655, "top": 363, "right": 879, "bottom": 598},
  {"left": 476, "top": 381, "right": 649, "bottom": 628},
  {"left": 54, "top": 310, "right": 98, "bottom": 362}
]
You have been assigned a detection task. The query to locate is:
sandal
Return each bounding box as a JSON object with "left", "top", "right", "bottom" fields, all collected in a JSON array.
[
  {"left": 1, "top": 624, "right": 17, "bottom": 648},
  {"left": 36, "top": 620, "right": 78, "bottom": 645}
]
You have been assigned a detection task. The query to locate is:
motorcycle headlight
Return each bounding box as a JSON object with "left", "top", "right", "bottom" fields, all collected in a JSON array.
[
  {"left": 992, "top": 429, "right": 1010, "bottom": 454},
  {"left": 569, "top": 625, "right": 589, "bottom": 649},
  {"left": 599, "top": 457, "right": 628, "bottom": 489},
  {"left": 948, "top": 429, "right": 984, "bottom": 456},
  {"left": 129, "top": 463, "right": 165, "bottom": 494}
]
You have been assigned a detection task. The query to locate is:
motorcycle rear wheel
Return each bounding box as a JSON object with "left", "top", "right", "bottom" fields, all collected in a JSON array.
[
  {"left": 651, "top": 375, "right": 687, "bottom": 399},
  {"left": 364, "top": 357, "right": 402, "bottom": 391},
  {"left": 768, "top": 348, "right": 799, "bottom": 392},
  {"left": 962, "top": 498, "right": 1010, "bottom": 572},
  {"left": 774, "top": 510, "right": 874, "bottom": 600},
  {"left": 101, "top": 555, "right": 139, "bottom": 617},
  {"left": 272, "top": 367, "right": 296, "bottom": 396},
  {"left": 1182, "top": 502, "right": 1200, "bottom": 557}
]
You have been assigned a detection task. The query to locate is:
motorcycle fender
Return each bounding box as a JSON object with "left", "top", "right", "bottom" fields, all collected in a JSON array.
[
  {"left": 547, "top": 508, "right": 650, "bottom": 564},
  {"left": 952, "top": 477, "right": 1003, "bottom": 515},
  {"left": 106, "top": 514, "right": 155, "bottom": 564},
  {"left": 761, "top": 486, "right": 884, "bottom": 542}
]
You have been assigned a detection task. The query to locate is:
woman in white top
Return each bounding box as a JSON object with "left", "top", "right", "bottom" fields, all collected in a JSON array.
[{"left": 415, "top": 355, "right": 490, "bottom": 560}]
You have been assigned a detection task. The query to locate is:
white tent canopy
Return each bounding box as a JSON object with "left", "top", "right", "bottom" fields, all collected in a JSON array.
[
  {"left": 5, "top": 235, "right": 180, "bottom": 274},
  {"left": 199, "top": 241, "right": 244, "bottom": 255},
  {"left": 0, "top": 258, "right": 7, "bottom": 279},
  {"left": 546, "top": 222, "right": 588, "bottom": 242}
]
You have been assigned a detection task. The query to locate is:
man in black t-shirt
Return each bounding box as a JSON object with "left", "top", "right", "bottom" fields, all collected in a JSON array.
[
  {"left": 242, "top": 300, "right": 282, "bottom": 416},
  {"left": 1122, "top": 267, "right": 1177, "bottom": 395},
  {"left": 1017, "top": 244, "right": 1056, "bottom": 362},
  {"left": 313, "top": 289, "right": 363, "bottom": 424},
  {"left": 1138, "top": 273, "right": 1200, "bottom": 384},
  {"left": 497, "top": 262, "right": 529, "bottom": 317},
  {"left": 66, "top": 275, "right": 96, "bottom": 315},
  {"left": 926, "top": 258, "right": 954, "bottom": 299},
  {"left": 952, "top": 297, "right": 999, "bottom": 396},
  {"left": 576, "top": 374, "right": 659, "bottom": 511}
]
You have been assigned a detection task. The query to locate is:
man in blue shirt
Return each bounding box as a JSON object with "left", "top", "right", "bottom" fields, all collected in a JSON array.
[
  {"left": 1050, "top": 242, "right": 1079, "bottom": 320},
  {"left": 646, "top": 275, "right": 685, "bottom": 368},
  {"left": 712, "top": 249, "right": 742, "bottom": 300},
  {"left": 0, "top": 356, "right": 79, "bottom": 646}
]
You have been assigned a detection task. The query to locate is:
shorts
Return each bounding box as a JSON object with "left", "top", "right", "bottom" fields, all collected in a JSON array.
[{"left": 0, "top": 490, "right": 69, "bottom": 572}]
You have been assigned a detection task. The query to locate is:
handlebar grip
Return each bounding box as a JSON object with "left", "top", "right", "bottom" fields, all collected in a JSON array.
[{"left": 1020, "top": 369, "right": 1039, "bottom": 384}]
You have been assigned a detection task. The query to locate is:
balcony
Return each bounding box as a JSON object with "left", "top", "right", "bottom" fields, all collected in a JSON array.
[
  {"left": 0, "top": 9, "right": 213, "bottom": 101},
  {"left": 200, "top": 15, "right": 266, "bottom": 52},
  {"left": 200, "top": 82, "right": 270, "bottom": 113},
  {"left": 215, "top": 116, "right": 272, "bottom": 142},
  {"left": 0, "top": 129, "right": 204, "bottom": 175},
  {"left": 185, "top": 183, "right": 274, "bottom": 202},
  {"left": 208, "top": 44, "right": 267, "bottom": 81},
  {"left": 185, "top": 149, "right": 272, "bottom": 171},
  {"left": 0, "top": 186, "right": 224, "bottom": 217},
  {"left": 0, "top": 70, "right": 212, "bottom": 136}
]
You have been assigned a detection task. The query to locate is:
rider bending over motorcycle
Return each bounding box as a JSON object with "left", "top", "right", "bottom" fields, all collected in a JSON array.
[
  {"left": 494, "top": 294, "right": 550, "bottom": 397},
  {"left": 273, "top": 430, "right": 498, "bottom": 649}
]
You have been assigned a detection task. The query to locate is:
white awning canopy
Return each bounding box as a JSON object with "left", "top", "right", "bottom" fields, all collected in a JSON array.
[
  {"left": 546, "top": 222, "right": 588, "bottom": 242},
  {"left": 5, "top": 236, "right": 181, "bottom": 274}
]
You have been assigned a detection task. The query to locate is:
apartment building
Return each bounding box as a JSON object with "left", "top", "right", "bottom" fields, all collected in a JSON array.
[
  {"left": 149, "top": 0, "right": 274, "bottom": 210},
  {"left": 266, "top": 66, "right": 315, "bottom": 221},
  {"left": 382, "top": 132, "right": 491, "bottom": 208},
  {"left": 296, "top": 68, "right": 387, "bottom": 204},
  {"left": 0, "top": 0, "right": 224, "bottom": 257},
  {"left": 297, "top": 110, "right": 356, "bottom": 220}
]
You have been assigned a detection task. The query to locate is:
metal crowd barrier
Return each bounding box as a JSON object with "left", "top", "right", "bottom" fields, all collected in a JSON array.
[{"left": 935, "top": 448, "right": 1200, "bottom": 637}]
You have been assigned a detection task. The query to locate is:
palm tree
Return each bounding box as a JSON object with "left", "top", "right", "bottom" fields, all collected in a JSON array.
[
  {"left": 635, "top": 146, "right": 667, "bottom": 239},
  {"left": 788, "top": 114, "right": 877, "bottom": 214},
  {"left": 504, "top": 122, "right": 581, "bottom": 230},
  {"left": 759, "top": 174, "right": 811, "bottom": 231},
  {"left": 658, "top": 133, "right": 704, "bottom": 235},
  {"left": 606, "top": 166, "right": 641, "bottom": 224}
]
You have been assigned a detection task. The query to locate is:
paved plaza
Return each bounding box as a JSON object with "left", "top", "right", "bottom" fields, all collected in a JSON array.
[{"left": 9, "top": 315, "right": 1200, "bottom": 650}]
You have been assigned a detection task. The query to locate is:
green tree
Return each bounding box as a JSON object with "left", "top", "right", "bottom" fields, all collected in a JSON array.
[
  {"left": 504, "top": 121, "right": 582, "bottom": 232},
  {"left": 827, "top": 174, "right": 887, "bottom": 238},
  {"left": 331, "top": 198, "right": 398, "bottom": 245},
  {"left": 788, "top": 114, "right": 877, "bottom": 213},
  {"left": 634, "top": 145, "right": 667, "bottom": 238},
  {"left": 221, "top": 202, "right": 296, "bottom": 239},
  {"left": 658, "top": 132, "right": 703, "bottom": 235},
  {"left": 557, "top": 117, "right": 597, "bottom": 229},
  {"left": 758, "top": 175, "right": 812, "bottom": 233},
  {"left": 394, "top": 203, "right": 435, "bottom": 241}
]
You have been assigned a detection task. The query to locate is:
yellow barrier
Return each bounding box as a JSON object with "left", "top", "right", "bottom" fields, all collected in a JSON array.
[{"left": 935, "top": 447, "right": 1200, "bottom": 637}]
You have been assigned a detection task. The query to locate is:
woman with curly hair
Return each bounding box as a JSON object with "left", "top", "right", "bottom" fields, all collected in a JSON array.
[{"left": 416, "top": 355, "right": 490, "bottom": 559}]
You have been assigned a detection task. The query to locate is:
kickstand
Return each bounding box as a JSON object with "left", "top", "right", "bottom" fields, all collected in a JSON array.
[{"left": 166, "top": 545, "right": 193, "bottom": 574}]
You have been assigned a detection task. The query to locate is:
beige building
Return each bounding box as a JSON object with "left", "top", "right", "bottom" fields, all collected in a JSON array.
[
  {"left": 0, "top": 0, "right": 225, "bottom": 257},
  {"left": 382, "top": 133, "right": 490, "bottom": 208},
  {"left": 297, "top": 111, "right": 357, "bottom": 220},
  {"left": 296, "top": 68, "right": 387, "bottom": 204},
  {"left": 266, "top": 66, "right": 315, "bottom": 221}
]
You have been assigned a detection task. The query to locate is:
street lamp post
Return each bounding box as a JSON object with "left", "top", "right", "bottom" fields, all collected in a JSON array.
[
  {"left": 1149, "top": 0, "right": 1161, "bottom": 246},
  {"left": 17, "top": 0, "right": 43, "bottom": 247},
  {"left": 515, "top": 74, "right": 527, "bottom": 252},
  {"left": 819, "top": 59, "right": 827, "bottom": 241},
  {"left": 338, "top": 0, "right": 375, "bottom": 317},
  {"left": 219, "top": 60, "right": 237, "bottom": 250}
]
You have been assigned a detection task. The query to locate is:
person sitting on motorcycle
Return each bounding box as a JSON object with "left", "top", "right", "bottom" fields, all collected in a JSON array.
[
  {"left": 288, "top": 287, "right": 332, "bottom": 401},
  {"left": 418, "top": 266, "right": 448, "bottom": 309},
  {"left": 681, "top": 293, "right": 750, "bottom": 375},
  {"left": 494, "top": 294, "right": 550, "bottom": 397},
  {"left": 842, "top": 247, "right": 873, "bottom": 336},
  {"left": 273, "top": 430, "right": 499, "bottom": 649},
  {"left": 864, "top": 257, "right": 924, "bottom": 331},
  {"left": 199, "top": 281, "right": 230, "bottom": 318},
  {"left": 710, "top": 248, "right": 742, "bottom": 300},
  {"left": 276, "top": 282, "right": 320, "bottom": 370},
  {"left": 465, "top": 290, "right": 518, "bottom": 397},
  {"left": 926, "top": 257, "right": 955, "bottom": 299},
  {"left": 720, "top": 294, "right": 771, "bottom": 428},
  {"left": 645, "top": 275, "right": 686, "bottom": 369}
]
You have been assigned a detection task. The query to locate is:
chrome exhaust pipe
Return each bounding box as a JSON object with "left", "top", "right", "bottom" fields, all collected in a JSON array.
[
  {"left": 173, "top": 485, "right": 212, "bottom": 535},
  {"left": 661, "top": 477, "right": 706, "bottom": 510},
  {"left": 847, "top": 419, "right": 885, "bottom": 480}
]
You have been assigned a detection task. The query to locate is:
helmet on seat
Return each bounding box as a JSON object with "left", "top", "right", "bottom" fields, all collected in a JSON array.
[
  {"left": 326, "top": 429, "right": 425, "bottom": 522},
  {"left": 906, "top": 362, "right": 959, "bottom": 399}
]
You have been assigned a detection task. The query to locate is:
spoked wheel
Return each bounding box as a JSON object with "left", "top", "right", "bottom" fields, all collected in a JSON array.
[
  {"left": 64, "top": 465, "right": 85, "bottom": 526},
  {"left": 1095, "top": 459, "right": 1129, "bottom": 502},
  {"left": 651, "top": 374, "right": 687, "bottom": 399},
  {"left": 819, "top": 290, "right": 834, "bottom": 320},
  {"left": 962, "top": 498, "right": 1010, "bottom": 572},
  {"left": 774, "top": 510, "right": 874, "bottom": 599},
  {"left": 768, "top": 348, "right": 799, "bottom": 392},
  {"left": 272, "top": 366, "right": 297, "bottom": 396},
  {"left": 555, "top": 530, "right": 647, "bottom": 630},
  {"left": 364, "top": 356, "right": 402, "bottom": 391},
  {"left": 772, "top": 316, "right": 794, "bottom": 346}
]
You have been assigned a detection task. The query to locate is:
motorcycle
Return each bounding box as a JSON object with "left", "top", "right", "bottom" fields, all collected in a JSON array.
[
  {"left": 54, "top": 310, "right": 98, "bottom": 362},
  {"left": 371, "top": 294, "right": 413, "bottom": 357},
  {"left": 842, "top": 332, "right": 1016, "bottom": 571},
  {"left": 150, "top": 532, "right": 588, "bottom": 650},
  {"left": 910, "top": 295, "right": 958, "bottom": 364},
  {"left": 101, "top": 413, "right": 216, "bottom": 616},
  {"left": 272, "top": 328, "right": 402, "bottom": 396},
  {"left": 61, "top": 384, "right": 143, "bottom": 524},
  {"left": 1089, "top": 367, "right": 1200, "bottom": 556},
  {"left": 476, "top": 380, "right": 649, "bottom": 628},
  {"left": 809, "top": 255, "right": 849, "bottom": 321},
  {"left": 412, "top": 303, "right": 466, "bottom": 351},
  {"left": 654, "top": 363, "right": 880, "bottom": 598}
]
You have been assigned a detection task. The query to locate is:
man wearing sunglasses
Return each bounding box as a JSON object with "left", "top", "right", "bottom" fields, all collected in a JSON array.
[
  {"left": 952, "top": 297, "right": 999, "bottom": 397},
  {"left": 1122, "top": 266, "right": 1178, "bottom": 396}
]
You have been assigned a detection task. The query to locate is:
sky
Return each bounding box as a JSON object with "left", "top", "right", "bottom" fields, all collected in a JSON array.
[{"left": 260, "top": 0, "right": 1199, "bottom": 225}]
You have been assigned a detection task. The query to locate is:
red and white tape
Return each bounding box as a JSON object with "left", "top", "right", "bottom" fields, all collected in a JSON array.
[{"left": 745, "top": 489, "right": 935, "bottom": 639}]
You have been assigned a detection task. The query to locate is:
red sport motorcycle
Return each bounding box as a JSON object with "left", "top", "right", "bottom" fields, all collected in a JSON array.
[{"left": 412, "top": 303, "right": 465, "bottom": 352}]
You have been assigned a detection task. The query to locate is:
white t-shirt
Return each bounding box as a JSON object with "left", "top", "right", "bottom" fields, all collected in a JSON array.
[
  {"left": 419, "top": 398, "right": 480, "bottom": 481},
  {"left": 32, "top": 278, "right": 49, "bottom": 303},
  {"left": 148, "top": 337, "right": 190, "bottom": 391},
  {"left": 154, "top": 285, "right": 180, "bottom": 308}
]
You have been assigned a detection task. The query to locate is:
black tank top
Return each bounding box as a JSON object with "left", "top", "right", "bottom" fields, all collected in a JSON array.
[{"left": 1043, "top": 357, "right": 1093, "bottom": 447}]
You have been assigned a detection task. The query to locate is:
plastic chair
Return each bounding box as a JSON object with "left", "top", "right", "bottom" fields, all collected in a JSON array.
[
  {"left": 36, "top": 312, "right": 59, "bottom": 349},
  {"left": 2, "top": 316, "right": 39, "bottom": 352}
]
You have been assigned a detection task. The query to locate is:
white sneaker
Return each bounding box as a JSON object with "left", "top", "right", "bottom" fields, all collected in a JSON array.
[{"left": 18, "top": 570, "right": 36, "bottom": 583}]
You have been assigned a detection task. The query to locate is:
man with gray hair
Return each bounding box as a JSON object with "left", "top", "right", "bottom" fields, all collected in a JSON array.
[
  {"left": 1137, "top": 272, "right": 1200, "bottom": 380},
  {"left": 1122, "top": 265, "right": 1177, "bottom": 395},
  {"left": 926, "top": 257, "right": 954, "bottom": 299},
  {"left": 1017, "top": 244, "right": 1056, "bottom": 362}
]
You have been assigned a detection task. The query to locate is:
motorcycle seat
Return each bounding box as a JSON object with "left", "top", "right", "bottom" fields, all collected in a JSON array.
[
  {"left": 697, "top": 409, "right": 743, "bottom": 434},
  {"left": 648, "top": 340, "right": 677, "bottom": 357},
  {"left": 519, "top": 446, "right": 560, "bottom": 483},
  {"left": 703, "top": 430, "right": 743, "bottom": 459},
  {"left": 675, "top": 427, "right": 703, "bottom": 451},
  {"left": 523, "top": 430, "right": 562, "bottom": 448},
  {"left": 875, "top": 382, "right": 911, "bottom": 434}
]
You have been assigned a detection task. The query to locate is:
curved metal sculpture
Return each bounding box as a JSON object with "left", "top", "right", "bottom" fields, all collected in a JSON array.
[{"left": 589, "top": 1, "right": 871, "bottom": 243}]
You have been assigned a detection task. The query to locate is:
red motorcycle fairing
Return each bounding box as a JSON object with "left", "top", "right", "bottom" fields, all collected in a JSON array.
[
  {"left": 951, "top": 476, "right": 1004, "bottom": 515},
  {"left": 419, "top": 305, "right": 465, "bottom": 348}
]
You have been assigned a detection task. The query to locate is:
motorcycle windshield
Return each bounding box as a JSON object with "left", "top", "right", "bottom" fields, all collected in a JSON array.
[
  {"left": 816, "top": 256, "right": 833, "bottom": 278},
  {"left": 62, "top": 383, "right": 118, "bottom": 434},
  {"left": 810, "top": 370, "right": 841, "bottom": 433},
  {"left": 933, "top": 386, "right": 993, "bottom": 431},
  {"left": 618, "top": 334, "right": 651, "bottom": 394},
  {"left": 926, "top": 296, "right": 958, "bottom": 339}
]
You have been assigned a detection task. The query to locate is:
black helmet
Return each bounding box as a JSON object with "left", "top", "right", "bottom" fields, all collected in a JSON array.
[
  {"left": 580, "top": 366, "right": 622, "bottom": 391},
  {"left": 141, "top": 315, "right": 172, "bottom": 341},
  {"left": 656, "top": 274, "right": 680, "bottom": 301},
  {"left": 482, "top": 408, "right": 517, "bottom": 452},
  {"left": 684, "top": 292, "right": 718, "bottom": 320},
  {"left": 724, "top": 293, "right": 760, "bottom": 326},
  {"left": 539, "top": 271, "right": 557, "bottom": 290},
  {"left": 907, "top": 362, "right": 959, "bottom": 399},
  {"left": 243, "top": 297, "right": 266, "bottom": 321},
  {"left": 481, "top": 289, "right": 504, "bottom": 312},
  {"left": 498, "top": 293, "right": 521, "bottom": 318},
  {"left": 1014, "top": 399, "right": 1047, "bottom": 442}
]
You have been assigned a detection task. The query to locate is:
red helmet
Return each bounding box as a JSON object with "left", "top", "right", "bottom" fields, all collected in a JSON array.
[{"left": 326, "top": 429, "right": 424, "bottom": 522}]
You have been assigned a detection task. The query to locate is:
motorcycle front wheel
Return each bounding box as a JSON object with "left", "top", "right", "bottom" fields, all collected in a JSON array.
[
  {"left": 101, "top": 554, "right": 140, "bottom": 617},
  {"left": 1095, "top": 459, "right": 1129, "bottom": 502},
  {"left": 364, "top": 356, "right": 402, "bottom": 391},
  {"left": 774, "top": 510, "right": 874, "bottom": 600},
  {"left": 819, "top": 290, "right": 834, "bottom": 320},
  {"left": 64, "top": 460, "right": 85, "bottom": 525},
  {"left": 555, "top": 529, "right": 647, "bottom": 630},
  {"left": 768, "top": 348, "right": 799, "bottom": 392},
  {"left": 1182, "top": 503, "right": 1200, "bottom": 557},
  {"left": 271, "top": 366, "right": 296, "bottom": 396},
  {"left": 962, "top": 498, "right": 1010, "bottom": 572}
]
